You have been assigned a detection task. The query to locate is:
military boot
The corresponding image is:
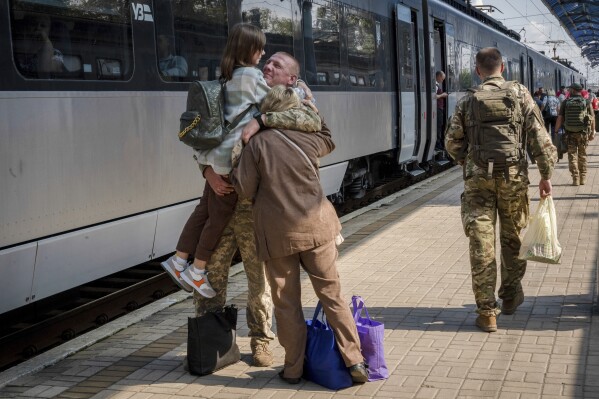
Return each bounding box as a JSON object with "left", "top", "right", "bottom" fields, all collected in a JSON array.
[
  {"left": 580, "top": 175, "right": 586, "bottom": 185},
  {"left": 572, "top": 176, "right": 580, "bottom": 186},
  {"left": 475, "top": 315, "right": 497, "bottom": 332},
  {"left": 251, "top": 342, "right": 273, "bottom": 367},
  {"left": 502, "top": 291, "right": 524, "bottom": 315}
]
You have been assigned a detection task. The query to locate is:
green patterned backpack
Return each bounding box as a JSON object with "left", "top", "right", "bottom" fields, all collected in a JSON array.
[
  {"left": 465, "top": 80, "right": 524, "bottom": 177},
  {"left": 178, "top": 79, "right": 255, "bottom": 150},
  {"left": 563, "top": 97, "right": 590, "bottom": 133}
]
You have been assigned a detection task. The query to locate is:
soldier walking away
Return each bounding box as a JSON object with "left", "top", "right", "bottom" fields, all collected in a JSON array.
[
  {"left": 445, "top": 47, "right": 556, "bottom": 333},
  {"left": 553, "top": 83, "right": 595, "bottom": 185}
]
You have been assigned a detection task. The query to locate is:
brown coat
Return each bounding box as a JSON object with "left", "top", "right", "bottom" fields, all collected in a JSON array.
[{"left": 231, "top": 122, "right": 339, "bottom": 261}]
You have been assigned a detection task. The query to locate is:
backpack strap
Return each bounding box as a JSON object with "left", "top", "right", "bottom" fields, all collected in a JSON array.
[
  {"left": 271, "top": 129, "right": 319, "bottom": 180},
  {"left": 221, "top": 78, "right": 259, "bottom": 132},
  {"left": 225, "top": 103, "right": 257, "bottom": 131}
]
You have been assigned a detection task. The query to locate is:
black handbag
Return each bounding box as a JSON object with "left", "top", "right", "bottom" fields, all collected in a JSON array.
[
  {"left": 557, "top": 129, "right": 568, "bottom": 160},
  {"left": 187, "top": 305, "right": 240, "bottom": 375}
]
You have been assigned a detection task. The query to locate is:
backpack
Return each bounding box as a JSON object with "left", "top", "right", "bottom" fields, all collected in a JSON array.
[
  {"left": 464, "top": 80, "right": 524, "bottom": 177},
  {"left": 547, "top": 96, "right": 559, "bottom": 117},
  {"left": 563, "top": 96, "right": 590, "bottom": 133},
  {"left": 178, "top": 79, "right": 255, "bottom": 150}
]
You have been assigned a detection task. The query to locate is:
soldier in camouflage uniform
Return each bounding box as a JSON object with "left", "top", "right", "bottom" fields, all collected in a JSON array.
[
  {"left": 193, "top": 52, "right": 322, "bottom": 367},
  {"left": 553, "top": 83, "right": 595, "bottom": 185},
  {"left": 445, "top": 47, "right": 556, "bottom": 332},
  {"left": 193, "top": 196, "right": 274, "bottom": 349}
]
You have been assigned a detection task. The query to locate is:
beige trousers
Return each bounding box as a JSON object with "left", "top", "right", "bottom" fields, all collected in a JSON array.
[{"left": 265, "top": 240, "right": 363, "bottom": 378}]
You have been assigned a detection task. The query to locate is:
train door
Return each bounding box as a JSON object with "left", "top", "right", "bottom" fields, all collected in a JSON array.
[
  {"left": 445, "top": 23, "right": 456, "bottom": 119},
  {"left": 432, "top": 19, "right": 447, "bottom": 155},
  {"left": 520, "top": 53, "right": 527, "bottom": 87},
  {"left": 394, "top": 3, "right": 418, "bottom": 164},
  {"left": 413, "top": 6, "right": 427, "bottom": 164},
  {"left": 557, "top": 69, "right": 562, "bottom": 89},
  {"left": 528, "top": 56, "right": 534, "bottom": 92}
]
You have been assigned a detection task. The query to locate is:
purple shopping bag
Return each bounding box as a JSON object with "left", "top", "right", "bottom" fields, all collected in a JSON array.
[{"left": 352, "top": 296, "right": 389, "bottom": 381}]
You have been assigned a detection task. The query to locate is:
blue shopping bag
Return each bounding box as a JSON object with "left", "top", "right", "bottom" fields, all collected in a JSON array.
[{"left": 303, "top": 301, "right": 353, "bottom": 390}]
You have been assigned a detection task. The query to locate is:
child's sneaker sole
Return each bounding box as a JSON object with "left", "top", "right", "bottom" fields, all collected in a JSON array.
[{"left": 160, "top": 257, "right": 192, "bottom": 292}]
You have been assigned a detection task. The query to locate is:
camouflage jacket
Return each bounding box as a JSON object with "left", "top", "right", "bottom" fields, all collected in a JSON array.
[
  {"left": 231, "top": 105, "right": 321, "bottom": 167},
  {"left": 198, "top": 106, "right": 321, "bottom": 175},
  {"left": 445, "top": 75, "right": 556, "bottom": 180}
]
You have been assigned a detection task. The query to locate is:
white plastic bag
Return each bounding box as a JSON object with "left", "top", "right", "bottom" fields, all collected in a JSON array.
[{"left": 518, "top": 196, "right": 562, "bottom": 264}]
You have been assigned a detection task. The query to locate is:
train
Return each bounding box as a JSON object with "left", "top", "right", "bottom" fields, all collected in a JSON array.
[{"left": 0, "top": 0, "right": 585, "bottom": 315}]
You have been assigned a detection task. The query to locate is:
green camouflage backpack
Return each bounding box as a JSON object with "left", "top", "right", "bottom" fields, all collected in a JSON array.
[
  {"left": 178, "top": 79, "right": 255, "bottom": 150},
  {"left": 465, "top": 80, "right": 524, "bottom": 177},
  {"left": 563, "top": 96, "right": 590, "bottom": 133}
]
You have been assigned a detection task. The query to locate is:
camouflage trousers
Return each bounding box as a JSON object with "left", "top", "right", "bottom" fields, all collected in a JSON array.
[
  {"left": 460, "top": 175, "right": 530, "bottom": 316},
  {"left": 565, "top": 132, "right": 588, "bottom": 179},
  {"left": 193, "top": 197, "right": 275, "bottom": 345}
]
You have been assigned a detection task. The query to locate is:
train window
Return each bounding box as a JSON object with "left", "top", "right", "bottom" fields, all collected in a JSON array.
[
  {"left": 445, "top": 26, "right": 457, "bottom": 92},
  {"left": 471, "top": 46, "right": 480, "bottom": 86},
  {"left": 346, "top": 7, "right": 376, "bottom": 87},
  {"left": 511, "top": 58, "right": 519, "bottom": 82},
  {"left": 154, "top": 0, "right": 227, "bottom": 82},
  {"left": 10, "top": 0, "right": 133, "bottom": 80},
  {"left": 302, "top": 0, "right": 341, "bottom": 86},
  {"left": 241, "top": 0, "right": 293, "bottom": 59},
  {"left": 397, "top": 23, "right": 414, "bottom": 90},
  {"left": 459, "top": 44, "right": 472, "bottom": 90}
]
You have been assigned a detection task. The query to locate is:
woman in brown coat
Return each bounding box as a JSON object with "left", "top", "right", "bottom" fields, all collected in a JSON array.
[{"left": 232, "top": 86, "right": 367, "bottom": 384}]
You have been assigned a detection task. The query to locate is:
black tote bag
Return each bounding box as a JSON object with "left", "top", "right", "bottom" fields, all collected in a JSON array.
[{"left": 187, "top": 305, "right": 240, "bottom": 375}]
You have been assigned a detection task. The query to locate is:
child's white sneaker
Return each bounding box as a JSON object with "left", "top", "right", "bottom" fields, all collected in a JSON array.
[
  {"left": 181, "top": 267, "right": 216, "bottom": 298},
  {"left": 160, "top": 256, "right": 192, "bottom": 292}
]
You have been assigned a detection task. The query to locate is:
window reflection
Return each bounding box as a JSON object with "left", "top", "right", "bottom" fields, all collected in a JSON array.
[
  {"left": 303, "top": 0, "right": 341, "bottom": 86},
  {"left": 10, "top": 0, "right": 133, "bottom": 80},
  {"left": 346, "top": 8, "right": 376, "bottom": 87},
  {"left": 459, "top": 44, "right": 472, "bottom": 89},
  {"left": 241, "top": 0, "right": 293, "bottom": 60},
  {"left": 154, "top": 0, "right": 227, "bottom": 82}
]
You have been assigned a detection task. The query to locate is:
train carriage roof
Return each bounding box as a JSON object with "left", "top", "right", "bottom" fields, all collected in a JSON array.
[{"left": 542, "top": 0, "right": 599, "bottom": 67}]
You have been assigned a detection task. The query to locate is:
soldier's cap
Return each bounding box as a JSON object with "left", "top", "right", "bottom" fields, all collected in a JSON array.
[{"left": 568, "top": 83, "right": 583, "bottom": 91}]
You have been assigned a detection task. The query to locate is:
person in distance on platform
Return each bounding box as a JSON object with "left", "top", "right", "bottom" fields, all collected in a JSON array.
[
  {"left": 591, "top": 91, "right": 599, "bottom": 134},
  {"left": 445, "top": 47, "right": 556, "bottom": 333},
  {"left": 553, "top": 83, "right": 595, "bottom": 186},
  {"left": 541, "top": 88, "right": 560, "bottom": 146},
  {"left": 533, "top": 91, "right": 543, "bottom": 110},
  {"left": 232, "top": 85, "right": 368, "bottom": 384}
]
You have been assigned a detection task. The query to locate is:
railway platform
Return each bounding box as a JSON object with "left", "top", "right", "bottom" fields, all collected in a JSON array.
[{"left": 0, "top": 142, "right": 597, "bottom": 399}]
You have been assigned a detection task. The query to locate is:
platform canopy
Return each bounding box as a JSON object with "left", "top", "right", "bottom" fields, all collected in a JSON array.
[{"left": 541, "top": 0, "right": 599, "bottom": 67}]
